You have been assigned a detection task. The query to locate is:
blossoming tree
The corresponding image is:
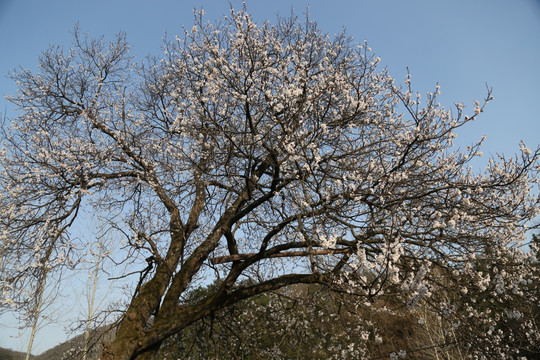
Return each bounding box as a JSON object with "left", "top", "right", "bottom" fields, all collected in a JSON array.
[{"left": 1, "top": 8, "right": 539, "bottom": 359}]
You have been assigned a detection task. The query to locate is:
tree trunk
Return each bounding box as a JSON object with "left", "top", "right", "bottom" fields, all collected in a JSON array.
[
  {"left": 133, "top": 342, "right": 163, "bottom": 360},
  {"left": 25, "top": 283, "right": 44, "bottom": 360},
  {"left": 102, "top": 273, "right": 171, "bottom": 359}
]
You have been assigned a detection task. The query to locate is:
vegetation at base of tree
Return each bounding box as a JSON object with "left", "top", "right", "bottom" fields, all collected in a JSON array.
[
  {"left": 153, "top": 272, "right": 540, "bottom": 359},
  {"left": 155, "top": 283, "right": 435, "bottom": 359}
]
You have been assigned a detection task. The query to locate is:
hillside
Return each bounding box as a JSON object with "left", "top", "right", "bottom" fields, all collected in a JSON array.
[
  {"left": 0, "top": 326, "right": 109, "bottom": 360},
  {"left": 0, "top": 347, "right": 36, "bottom": 360}
]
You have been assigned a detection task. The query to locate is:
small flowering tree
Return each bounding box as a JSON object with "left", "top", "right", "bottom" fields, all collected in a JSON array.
[{"left": 1, "top": 8, "right": 539, "bottom": 359}]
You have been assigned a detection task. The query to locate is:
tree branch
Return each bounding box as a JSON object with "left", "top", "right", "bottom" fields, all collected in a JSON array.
[{"left": 210, "top": 248, "right": 352, "bottom": 265}]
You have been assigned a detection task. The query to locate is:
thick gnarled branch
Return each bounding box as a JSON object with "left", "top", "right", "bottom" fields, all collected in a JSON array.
[{"left": 210, "top": 248, "right": 352, "bottom": 265}]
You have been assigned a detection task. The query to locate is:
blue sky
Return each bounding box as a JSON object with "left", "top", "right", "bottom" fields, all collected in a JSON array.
[{"left": 0, "top": 0, "right": 539, "bottom": 355}]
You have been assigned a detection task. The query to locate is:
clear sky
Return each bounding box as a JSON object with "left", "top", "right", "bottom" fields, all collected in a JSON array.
[{"left": 0, "top": 0, "right": 539, "bottom": 355}]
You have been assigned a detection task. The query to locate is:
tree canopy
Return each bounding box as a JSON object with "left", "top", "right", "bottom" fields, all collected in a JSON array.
[{"left": 1, "top": 8, "right": 539, "bottom": 360}]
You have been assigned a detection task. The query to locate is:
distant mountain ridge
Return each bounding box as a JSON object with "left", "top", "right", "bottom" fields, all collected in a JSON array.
[
  {"left": 0, "top": 347, "right": 36, "bottom": 360},
  {"left": 0, "top": 344, "right": 73, "bottom": 360},
  {"left": 0, "top": 327, "right": 106, "bottom": 360}
]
